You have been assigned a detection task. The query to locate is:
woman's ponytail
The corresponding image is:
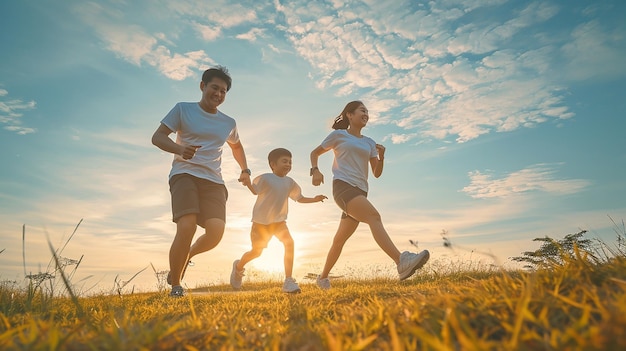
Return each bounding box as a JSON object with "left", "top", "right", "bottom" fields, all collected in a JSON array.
[{"left": 331, "top": 100, "right": 363, "bottom": 130}]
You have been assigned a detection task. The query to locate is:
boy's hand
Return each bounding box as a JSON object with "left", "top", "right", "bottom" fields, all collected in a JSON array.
[
  {"left": 180, "top": 145, "right": 201, "bottom": 160},
  {"left": 238, "top": 173, "right": 251, "bottom": 187},
  {"left": 315, "top": 195, "right": 328, "bottom": 202}
]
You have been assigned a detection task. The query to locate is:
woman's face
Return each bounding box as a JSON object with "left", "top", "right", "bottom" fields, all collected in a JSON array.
[{"left": 348, "top": 104, "right": 369, "bottom": 127}]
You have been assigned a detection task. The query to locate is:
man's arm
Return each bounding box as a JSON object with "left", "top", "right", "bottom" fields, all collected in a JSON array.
[
  {"left": 229, "top": 140, "right": 251, "bottom": 187},
  {"left": 152, "top": 123, "right": 199, "bottom": 159}
]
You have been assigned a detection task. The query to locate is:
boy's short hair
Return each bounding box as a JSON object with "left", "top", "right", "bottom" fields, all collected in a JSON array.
[
  {"left": 202, "top": 66, "right": 232, "bottom": 91},
  {"left": 268, "top": 148, "right": 292, "bottom": 166}
]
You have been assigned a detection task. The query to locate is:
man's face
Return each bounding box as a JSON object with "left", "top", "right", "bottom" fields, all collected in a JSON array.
[{"left": 200, "top": 77, "right": 228, "bottom": 110}]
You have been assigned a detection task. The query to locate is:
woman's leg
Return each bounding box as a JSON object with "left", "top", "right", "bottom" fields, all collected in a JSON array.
[
  {"left": 345, "top": 195, "right": 401, "bottom": 264},
  {"left": 320, "top": 216, "right": 359, "bottom": 278}
]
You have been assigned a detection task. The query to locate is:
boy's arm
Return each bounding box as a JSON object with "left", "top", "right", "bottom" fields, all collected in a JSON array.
[
  {"left": 297, "top": 195, "right": 328, "bottom": 204},
  {"left": 246, "top": 183, "right": 258, "bottom": 195}
]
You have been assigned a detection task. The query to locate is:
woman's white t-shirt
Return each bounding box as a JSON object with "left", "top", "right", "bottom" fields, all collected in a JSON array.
[
  {"left": 320, "top": 129, "right": 378, "bottom": 192},
  {"left": 161, "top": 102, "right": 239, "bottom": 184},
  {"left": 251, "top": 173, "right": 304, "bottom": 225}
]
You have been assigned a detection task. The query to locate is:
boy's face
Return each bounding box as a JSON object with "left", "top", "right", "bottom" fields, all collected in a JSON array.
[
  {"left": 271, "top": 156, "right": 292, "bottom": 177},
  {"left": 200, "top": 77, "right": 228, "bottom": 111}
]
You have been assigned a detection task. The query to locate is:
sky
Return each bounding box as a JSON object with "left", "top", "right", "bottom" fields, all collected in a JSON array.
[{"left": 1, "top": 0, "right": 625, "bottom": 294}]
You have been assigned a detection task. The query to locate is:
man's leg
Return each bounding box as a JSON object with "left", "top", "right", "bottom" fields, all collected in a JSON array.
[
  {"left": 188, "top": 217, "right": 225, "bottom": 257},
  {"left": 169, "top": 214, "right": 197, "bottom": 286}
]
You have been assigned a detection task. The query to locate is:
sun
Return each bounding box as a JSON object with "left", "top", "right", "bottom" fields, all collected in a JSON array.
[{"left": 248, "top": 238, "right": 286, "bottom": 273}]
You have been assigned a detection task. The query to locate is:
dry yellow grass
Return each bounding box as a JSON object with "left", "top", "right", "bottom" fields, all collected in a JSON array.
[{"left": 2, "top": 252, "right": 625, "bottom": 350}]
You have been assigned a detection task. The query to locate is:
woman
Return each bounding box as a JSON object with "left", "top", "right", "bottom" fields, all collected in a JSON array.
[{"left": 310, "top": 101, "right": 429, "bottom": 290}]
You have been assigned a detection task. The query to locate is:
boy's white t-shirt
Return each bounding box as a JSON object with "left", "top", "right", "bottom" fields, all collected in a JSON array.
[
  {"left": 320, "top": 129, "right": 378, "bottom": 192},
  {"left": 251, "top": 173, "right": 304, "bottom": 225},
  {"left": 161, "top": 102, "right": 239, "bottom": 184}
]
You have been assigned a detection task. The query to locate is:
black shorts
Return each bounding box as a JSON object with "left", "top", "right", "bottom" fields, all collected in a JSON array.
[
  {"left": 332, "top": 179, "right": 367, "bottom": 219},
  {"left": 169, "top": 173, "right": 228, "bottom": 227}
]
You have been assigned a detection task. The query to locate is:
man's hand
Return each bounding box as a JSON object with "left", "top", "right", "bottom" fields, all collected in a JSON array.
[{"left": 180, "top": 145, "right": 201, "bottom": 160}]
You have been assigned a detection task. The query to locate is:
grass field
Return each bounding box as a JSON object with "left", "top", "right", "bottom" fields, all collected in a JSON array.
[{"left": 2, "top": 249, "right": 625, "bottom": 350}]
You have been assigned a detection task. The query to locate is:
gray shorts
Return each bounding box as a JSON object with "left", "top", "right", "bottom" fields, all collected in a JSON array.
[
  {"left": 332, "top": 179, "right": 367, "bottom": 219},
  {"left": 169, "top": 173, "right": 228, "bottom": 227}
]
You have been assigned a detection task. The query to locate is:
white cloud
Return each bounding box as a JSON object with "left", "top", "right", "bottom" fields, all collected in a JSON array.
[
  {"left": 192, "top": 22, "right": 222, "bottom": 41},
  {"left": 71, "top": 0, "right": 620, "bottom": 143},
  {"left": 562, "top": 19, "right": 626, "bottom": 81},
  {"left": 73, "top": 2, "right": 216, "bottom": 81},
  {"left": 236, "top": 28, "right": 266, "bottom": 42},
  {"left": 461, "top": 164, "right": 591, "bottom": 199},
  {"left": 0, "top": 88, "right": 36, "bottom": 135},
  {"left": 275, "top": 0, "right": 578, "bottom": 143},
  {"left": 168, "top": 0, "right": 258, "bottom": 28}
]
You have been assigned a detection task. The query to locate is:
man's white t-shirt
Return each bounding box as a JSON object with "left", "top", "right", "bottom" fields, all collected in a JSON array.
[
  {"left": 251, "top": 173, "right": 304, "bottom": 225},
  {"left": 321, "top": 129, "right": 378, "bottom": 192},
  {"left": 161, "top": 102, "right": 239, "bottom": 184}
]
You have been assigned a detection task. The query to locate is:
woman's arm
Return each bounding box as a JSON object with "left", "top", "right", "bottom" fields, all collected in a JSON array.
[
  {"left": 310, "top": 145, "right": 329, "bottom": 186},
  {"left": 371, "top": 143, "right": 385, "bottom": 178}
]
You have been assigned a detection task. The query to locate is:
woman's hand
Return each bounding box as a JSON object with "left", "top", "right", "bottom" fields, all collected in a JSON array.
[{"left": 375, "top": 144, "right": 385, "bottom": 160}]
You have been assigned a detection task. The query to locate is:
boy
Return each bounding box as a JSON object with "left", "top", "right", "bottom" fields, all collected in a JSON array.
[
  {"left": 230, "top": 148, "right": 327, "bottom": 293},
  {"left": 152, "top": 66, "right": 251, "bottom": 297}
]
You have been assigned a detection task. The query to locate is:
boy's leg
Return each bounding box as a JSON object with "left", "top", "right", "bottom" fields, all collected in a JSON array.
[
  {"left": 274, "top": 223, "right": 295, "bottom": 278},
  {"left": 230, "top": 223, "right": 271, "bottom": 289},
  {"left": 238, "top": 223, "right": 271, "bottom": 269},
  {"left": 275, "top": 223, "right": 301, "bottom": 293},
  {"left": 169, "top": 214, "right": 197, "bottom": 286}
]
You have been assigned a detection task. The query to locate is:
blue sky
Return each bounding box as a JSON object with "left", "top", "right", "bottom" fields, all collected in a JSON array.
[{"left": 1, "top": 0, "right": 625, "bottom": 293}]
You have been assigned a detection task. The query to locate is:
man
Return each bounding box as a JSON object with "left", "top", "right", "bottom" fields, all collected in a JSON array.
[{"left": 152, "top": 66, "right": 251, "bottom": 297}]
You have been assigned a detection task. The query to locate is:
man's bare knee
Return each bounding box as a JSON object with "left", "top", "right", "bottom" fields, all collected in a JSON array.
[{"left": 177, "top": 215, "right": 197, "bottom": 236}]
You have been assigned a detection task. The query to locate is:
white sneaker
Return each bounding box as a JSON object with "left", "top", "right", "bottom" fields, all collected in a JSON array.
[
  {"left": 230, "top": 260, "right": 245, "bottom": 290},
  {"left": 316, "top": 275, "right": 331, "bottom": 290},
  {"left": 397, "top": 250, "right": 430, "bottom": 280},
  {"left": 282, "top": 277, "right": 301, "bottom": 294}
]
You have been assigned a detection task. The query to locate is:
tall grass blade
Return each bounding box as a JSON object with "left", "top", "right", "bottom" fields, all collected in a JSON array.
[
  {"left": 47, "top": 236, "right": 85, "bottom": 318},
  {"left": 22, "top": 224, "right": 26, "bottom": 276}
]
